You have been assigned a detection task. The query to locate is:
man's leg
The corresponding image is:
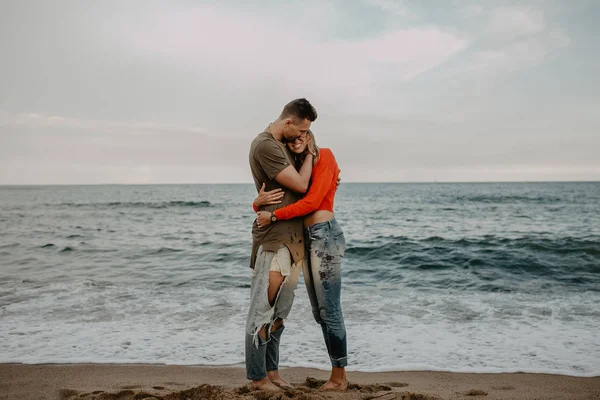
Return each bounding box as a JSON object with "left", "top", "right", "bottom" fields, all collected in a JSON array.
[
  {"left": 265, "top": 270, "right": 286, "bottom": 386},
  {"left": 265, "top": 246, "right": 301, "bottom": 388},
  {"left": 245, "top": 247, "right": 281, "bottom": 391}
]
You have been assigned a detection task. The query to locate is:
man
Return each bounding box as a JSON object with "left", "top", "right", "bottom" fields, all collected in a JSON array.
[{"left": 246, "top": 98, "right": 318, "bottom": 390}]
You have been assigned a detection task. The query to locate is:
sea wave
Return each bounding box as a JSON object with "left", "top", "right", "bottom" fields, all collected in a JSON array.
[
  {"left": 47, "top": 200, "right": 213, "bottom": 209},
  {"left": 345, "top": 235, "right": 600, "bottom": 290},
  {"left": 449, "top": 194, "right": 565, "bottom": 204}
]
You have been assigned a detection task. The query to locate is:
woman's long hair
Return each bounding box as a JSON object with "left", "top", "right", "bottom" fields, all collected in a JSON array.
[{"left": 306, "top": 129, "right": 320, "bottom": 162}]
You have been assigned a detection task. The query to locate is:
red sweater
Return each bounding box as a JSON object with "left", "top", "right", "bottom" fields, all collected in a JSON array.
[{"left": 253, "top": 148, "right": 339, "bottom": 220}]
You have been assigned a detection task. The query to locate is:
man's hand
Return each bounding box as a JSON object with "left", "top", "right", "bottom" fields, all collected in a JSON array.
[
  {"left": 256, "top": 211, "right": 273, "bottom": 228},
  {"left": 336, "top": 169, "right": 342, "bottom": 191},
  {"left": 255, "top": 183, "right": 284, "bottom": 208}
]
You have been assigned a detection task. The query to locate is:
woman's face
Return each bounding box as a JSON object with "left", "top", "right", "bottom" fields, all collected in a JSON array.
[{"left": 286, "top": 133, "right": 308, "bottom": 154}]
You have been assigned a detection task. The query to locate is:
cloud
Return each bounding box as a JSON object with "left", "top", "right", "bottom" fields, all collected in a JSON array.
[
  {"left": 472, "top": 29, "right": 569, "bottom": 76},
  {"left": 365, "top": 0, "right": 415, "bottom": 18},
  {"left": 461, "top": 5, "right": 484, "bottom": 18},
  {"left": 0, "top": 111, "right": 207, "bottom": 137},
  {"left": 0, "top": 111, "right": 237, "bottom": 176},
  {"left": 487, "top": 6, "right": 546, "bottom": 42},
  {"left": 109, "top": 4, "right": 466, "bottom": 110},
  {"left": 436, "top": 5, "right": 569, "bottom": 87},
  {"left": 0, "top": 1, "right": 596, "bottom": 184}
]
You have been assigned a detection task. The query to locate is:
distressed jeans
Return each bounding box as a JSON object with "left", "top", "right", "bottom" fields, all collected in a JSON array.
[
  {"left": 245, "top": 245, "right": 301, "bottom": 381},
  {"left": 304, "top": 218, "right": 348, "bottom": 367}
]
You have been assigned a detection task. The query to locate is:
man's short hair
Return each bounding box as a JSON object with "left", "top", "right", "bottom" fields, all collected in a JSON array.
[{"left": 280, "top": 98, "right": 318, "bottom": 122}]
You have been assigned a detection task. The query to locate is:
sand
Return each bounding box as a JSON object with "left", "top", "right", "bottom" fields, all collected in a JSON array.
[{"left": 0, "top": 364, "right": 598, "bottom": 400}]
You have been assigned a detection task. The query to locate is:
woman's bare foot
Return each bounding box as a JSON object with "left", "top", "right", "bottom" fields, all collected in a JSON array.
[
  {"left": 251, "top": 378, "right": 282, "bottom": 391},
  {"left": 319, "top": 367, "right": 348, "bottom": 391},
  {"left": 320, "top": 379, "right": 348, "bottom": 391},
  {"left": 267, "top": 370, "right": 294, "bottom": 389}
]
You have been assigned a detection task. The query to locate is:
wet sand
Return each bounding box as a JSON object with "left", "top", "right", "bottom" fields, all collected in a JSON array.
[{"left": 0, "top": 364, "right": 598, "bottom": 400}]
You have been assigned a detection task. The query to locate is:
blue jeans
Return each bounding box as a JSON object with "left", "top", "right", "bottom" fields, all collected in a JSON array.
[
  {"left": 304, "top": 218, "right": 348, "bottom": 367},
  {"left": 245, "top": 246, "right": 302, "bottom": 381}
]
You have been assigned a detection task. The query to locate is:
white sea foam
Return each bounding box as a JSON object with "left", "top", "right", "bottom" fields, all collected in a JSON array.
[{"left": 1, "top": 279, "right": 599, "bottom": 377}]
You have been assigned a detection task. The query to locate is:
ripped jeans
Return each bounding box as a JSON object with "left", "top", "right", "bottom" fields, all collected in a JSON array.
[
  {"left": 304, "top": 218, "right": 348, "bottom": 367},
  {"left": 245, "top": 245, "right": 301, "bottom": 381}
]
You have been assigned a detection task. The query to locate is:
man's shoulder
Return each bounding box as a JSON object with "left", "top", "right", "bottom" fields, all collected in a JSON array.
[
  {"left": 251, "top": 132, "right": 280, "bottom": 150},
  {"left": 252, "top": 134, "right": 287, "bottom": 158},
  {"left": 250, "top": 131, "right": 269, "bottom": 146}
]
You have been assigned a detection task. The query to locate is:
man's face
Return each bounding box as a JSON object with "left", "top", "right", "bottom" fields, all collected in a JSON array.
[{"left": 282, "top": 118, "right": 311, "bottom": 142}]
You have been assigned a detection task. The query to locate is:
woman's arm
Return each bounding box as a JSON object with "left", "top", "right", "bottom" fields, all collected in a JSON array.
[
  {"left": 256, "top": 155, "right": 336, "bottom": 226},
  {"left": 274, "top": 166, "right": 335, "bottom": 220},
  {"left": 252, "top": 183, "right": 284, "bottom": 211}
]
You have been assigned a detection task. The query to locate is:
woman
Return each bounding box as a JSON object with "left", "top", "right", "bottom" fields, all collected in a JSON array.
[{"left": 253, "top": 130, "right": 348, "bottom": 391}]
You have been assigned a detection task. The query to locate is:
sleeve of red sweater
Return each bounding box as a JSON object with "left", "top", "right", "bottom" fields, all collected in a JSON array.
[{"left": 273, "top": 151, "right": 335, "bottom": 221}]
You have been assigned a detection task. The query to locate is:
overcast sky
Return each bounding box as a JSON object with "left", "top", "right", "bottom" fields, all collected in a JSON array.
[{"left": 1, "top": 0, "right": 598, "bottom": 184}]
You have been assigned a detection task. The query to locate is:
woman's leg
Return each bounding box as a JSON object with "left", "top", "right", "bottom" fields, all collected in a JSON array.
[{"left": 305, "top": 220, "right": 348, "bottom": 389}]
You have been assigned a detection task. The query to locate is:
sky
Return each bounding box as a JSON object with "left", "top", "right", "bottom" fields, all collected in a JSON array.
[{"left": 0, "top": 0, "right": 598, "bottom": 184}]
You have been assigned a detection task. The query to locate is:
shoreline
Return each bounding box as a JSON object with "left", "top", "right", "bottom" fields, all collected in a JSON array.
[
  {"left": 1, "top": 363, "right": 598, "bottom": 400},
  {"left": 2, "top": 361, "right": 599, "bottom": 378}
]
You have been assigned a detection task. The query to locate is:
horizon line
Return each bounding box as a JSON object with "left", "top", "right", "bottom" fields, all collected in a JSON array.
[{"left": 1, "top": 180, "right": 599, "bottom": 186}]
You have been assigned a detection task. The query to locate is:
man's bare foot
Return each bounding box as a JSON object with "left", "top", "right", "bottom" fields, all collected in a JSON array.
[
  {"left": 267, "top": 370, "right": 294, "bottom": 389},
  {"left": 251, "top": 378, "right": 282, "bottom": 391},
  {"left": 320, "top": 379, "right": 349, "bottom": 391}
]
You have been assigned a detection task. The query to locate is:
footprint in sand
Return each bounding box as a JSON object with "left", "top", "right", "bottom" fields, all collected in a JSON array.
[
  {"left": 58, "top": 389, "right": 79, "bottom": 399},
  {"left": 364, "top": 393, "right": 442, "bottom": 400},
  {"left": 464, "top": 389, "right": 488, "bottom": 396},
  {"left": 384, "top": 382, "right": 409, "bottom": 388},
  {"left": 490, "top": 385, "right": 515, "bottom": 390},
  {"left": 395, "top": 393, "right": 441, "bottom": 400},
  {"left": 301, "top": 377, "right": 394, "bottom": 393}
]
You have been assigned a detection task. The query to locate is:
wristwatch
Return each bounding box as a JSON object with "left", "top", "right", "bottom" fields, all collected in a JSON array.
[{"left": 270, "top": 212, "right": 277, "bottom": 223}]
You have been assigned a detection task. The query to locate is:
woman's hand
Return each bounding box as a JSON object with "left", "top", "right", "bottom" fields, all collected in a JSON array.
[
  {"left": 254, "top": 183, "right": 284, "bottom": 208},
  {"left": 306, "top": 135, "right": 317, "bottom": 157},
  {"left": 302, "top": 152, "right": 314, "bottom": 167},
  {"left": 256, "top": 211, "right": 273, "bottom": 228}
]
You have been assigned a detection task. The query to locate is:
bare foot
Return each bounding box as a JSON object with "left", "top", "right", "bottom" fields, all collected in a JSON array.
[
  {"left": 251, "top": 378, "right": 282, "bottom": 391},
  {"left": 320, "top": 379, "right": 349, "bottom": 391},
  {"left": 267, "top": 370, "right": 294, "bottom": 389}
]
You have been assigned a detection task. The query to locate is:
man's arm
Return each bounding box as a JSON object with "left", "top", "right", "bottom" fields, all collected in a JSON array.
[
  {"left": 274, "top": 153, "right": 313, "bottom": 194},
  {"left": 254, "top": 139, "right": 313, "bottom": 194},
  {"left": 257, "top": 164, "right": 335, "bottom": 226}
]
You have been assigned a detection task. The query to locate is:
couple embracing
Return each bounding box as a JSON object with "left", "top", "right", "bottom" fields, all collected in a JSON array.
[{"left": 246, "top": 98, "right": 348, "bottom": 391}]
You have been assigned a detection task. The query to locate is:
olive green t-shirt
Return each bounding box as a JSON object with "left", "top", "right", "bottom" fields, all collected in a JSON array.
[{"left": 248, "top": 131, "right": 304, "bottom": 269}]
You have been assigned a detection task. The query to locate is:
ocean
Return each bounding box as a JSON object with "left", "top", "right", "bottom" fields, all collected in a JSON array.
[{"left": 0, "top": 182, "right": 599, "bottom": 376}]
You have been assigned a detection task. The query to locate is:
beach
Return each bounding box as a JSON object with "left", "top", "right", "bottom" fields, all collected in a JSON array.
[{"left": 1, "top": 364, "right": 599, "bottom": 400}]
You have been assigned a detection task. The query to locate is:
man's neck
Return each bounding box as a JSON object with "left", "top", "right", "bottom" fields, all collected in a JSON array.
[{"left": 267, "top": 120, "right": 284, "bottom": 142}]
